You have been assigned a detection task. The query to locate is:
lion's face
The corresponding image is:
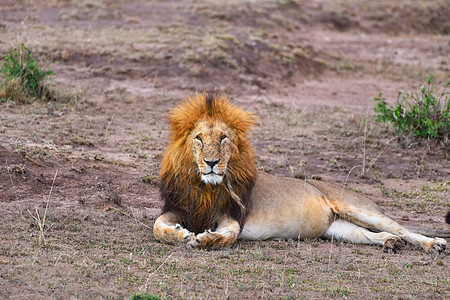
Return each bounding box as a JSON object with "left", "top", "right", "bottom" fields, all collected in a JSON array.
[{"left": 191, "top": 120, "right": 233, "bottom": 185}]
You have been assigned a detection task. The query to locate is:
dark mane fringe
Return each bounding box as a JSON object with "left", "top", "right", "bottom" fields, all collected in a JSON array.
[
  {"left": 160, "top": 175, "right": 254, "bottom": 234},
  {"left": 205, "top": 93, "right": 215, "bottom": 116}
]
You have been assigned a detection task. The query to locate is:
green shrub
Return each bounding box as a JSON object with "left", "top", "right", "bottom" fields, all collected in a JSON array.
[
  {"left": 0, "top": 43, "right": 54, "bottom": 102},
  {"left": 130, "top": 293, "right": 161, "bottom": 300},
  {"left": 373, "top": 75, "right": 449, "bottom": 142}
]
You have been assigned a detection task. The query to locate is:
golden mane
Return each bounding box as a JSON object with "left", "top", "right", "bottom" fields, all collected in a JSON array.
[{"left": 159, "top": 93, "right": 257, "bottom": 233}]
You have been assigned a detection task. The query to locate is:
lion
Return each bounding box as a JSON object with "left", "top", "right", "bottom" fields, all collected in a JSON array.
[{"left": 153, "top": 93, "right": 449, "bottom": 253}]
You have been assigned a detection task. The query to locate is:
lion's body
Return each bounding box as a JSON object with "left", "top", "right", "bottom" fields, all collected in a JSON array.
[
  {"left": 241, "top": 172, "right": 334, "bottom": 240},
  {"left": 153, "top": 93, "right": 448, "bottom": 253}
]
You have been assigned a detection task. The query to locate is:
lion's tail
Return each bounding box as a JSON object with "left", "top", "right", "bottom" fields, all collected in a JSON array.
[
  {"left": 446, "top": 211, "right": 450, "bottom": 225},
  {"left": 405, "top": 226, "right": 450, "bottom": 238}
]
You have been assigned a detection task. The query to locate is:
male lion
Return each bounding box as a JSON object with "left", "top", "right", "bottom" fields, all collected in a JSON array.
[{"left": 153, "top": 93, "right": 449, "bottom": 253}]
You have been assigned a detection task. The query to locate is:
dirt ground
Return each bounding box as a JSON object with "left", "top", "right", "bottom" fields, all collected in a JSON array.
[{"left": 0, "top": 0, "right": 449, "bottom": 299}]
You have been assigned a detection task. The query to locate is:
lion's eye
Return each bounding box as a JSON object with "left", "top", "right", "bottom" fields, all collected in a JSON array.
[
  {"left": 195, "top": 134, "right": 202, "bottom": 142},
  {"left": 220, "top": 135, "right": 227, "bottom": 142}
]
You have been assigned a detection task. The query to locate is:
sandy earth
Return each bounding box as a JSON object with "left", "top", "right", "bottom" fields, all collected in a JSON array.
[{"left": 0, "top": 1, "right": 449, "bottom": 299}]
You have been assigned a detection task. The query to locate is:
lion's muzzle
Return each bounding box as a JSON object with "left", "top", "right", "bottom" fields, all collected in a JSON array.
[
  {"left": 201, "top": 172, "right": 224, "bottom": 185},
  {"left": 200, "top": 159, "right": 224, "bottom": 184}
]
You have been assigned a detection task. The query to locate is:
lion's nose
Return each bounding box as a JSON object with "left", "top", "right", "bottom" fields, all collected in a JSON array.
[{"left": 204, "top": 159, "right": 220, "bottom": 168}]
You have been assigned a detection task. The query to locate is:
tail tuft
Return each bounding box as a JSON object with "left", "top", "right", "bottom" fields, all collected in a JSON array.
[{"left": 446, "top": 211, "right": 450, "bottom": 224}]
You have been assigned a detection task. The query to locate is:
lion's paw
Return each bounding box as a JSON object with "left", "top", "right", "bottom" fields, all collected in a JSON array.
[
  {"left": 431, "top": 238, "right": 447, "bottom": 254},
  {"left": 383, "top": 236, "right": 404, "bottom": 253},
  {"left": 182, "top": 232, "right": 196, "bottom": 244},
  {"left": 421, "top": 237, "right": 447, "bottom": 258},
  {"left": 186, "top": 231, "right": 211, "bottom": 249},
  {"left": 186, "top": 237, "right": 200, "bottom": 249},
  {"left": 186, "top": 231, "right": 230, "bottom": 249}
]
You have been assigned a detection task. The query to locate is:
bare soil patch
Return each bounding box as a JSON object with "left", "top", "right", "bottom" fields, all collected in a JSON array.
[{"left": 1, "top": 1, "right": 449, "bottom": 299}]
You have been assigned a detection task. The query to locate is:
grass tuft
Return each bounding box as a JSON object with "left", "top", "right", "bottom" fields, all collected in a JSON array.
[
  {"left": 0, "top": 43, "right": 55, "bottom": 103},
  {"left": 130, "top": 293, "right": 161, "bottom": 300},
  {"left": 373, "top": 75, "right": 449, "bottom": 143}
]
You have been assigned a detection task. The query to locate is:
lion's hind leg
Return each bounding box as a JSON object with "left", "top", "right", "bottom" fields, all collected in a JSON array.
[
  {"left": 323, "top": 219, "right": 403, "bottom": 252},
  {"left": 153, "top": 212, "right": 196, "bottom": 245},
  {"left": 330, "top": 202, "right": 447, "bottom": 254}
]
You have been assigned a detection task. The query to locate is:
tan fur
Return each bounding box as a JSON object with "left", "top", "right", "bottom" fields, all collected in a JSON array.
[{"left": 153, "top": 94, "right": 448, "bottom": 254}]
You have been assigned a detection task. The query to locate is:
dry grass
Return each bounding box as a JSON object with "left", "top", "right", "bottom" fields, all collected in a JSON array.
[
  {"left": 0, "top": 77, "right": 29, "bottom": 103},
  {"left": 26, "top": 170, "right": 58, "bottom": 247}
]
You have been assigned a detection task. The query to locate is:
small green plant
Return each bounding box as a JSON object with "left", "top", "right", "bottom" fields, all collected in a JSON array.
[
  {"left": 0, "top": 43, "right": 54, "bottom": 102},
  {"left": 130, "top": 293, "right": 161, "bottom": 300},
  {"left": 373, "top": 75, "right": 449, "bottom": 142}
]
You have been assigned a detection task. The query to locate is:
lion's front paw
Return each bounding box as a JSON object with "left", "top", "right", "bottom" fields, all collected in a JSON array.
[
  {"left": 186, "top": 231, "right": 214, "bottom": 249},
  {"left": 186, "top": 236, "right": 201, "bottom": 249},
  {"left": 187, "top": 231, "right": 235, "bottom": 249},
  {"left": 182, "top": 232, "right": 196, "bottom": 244}
]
